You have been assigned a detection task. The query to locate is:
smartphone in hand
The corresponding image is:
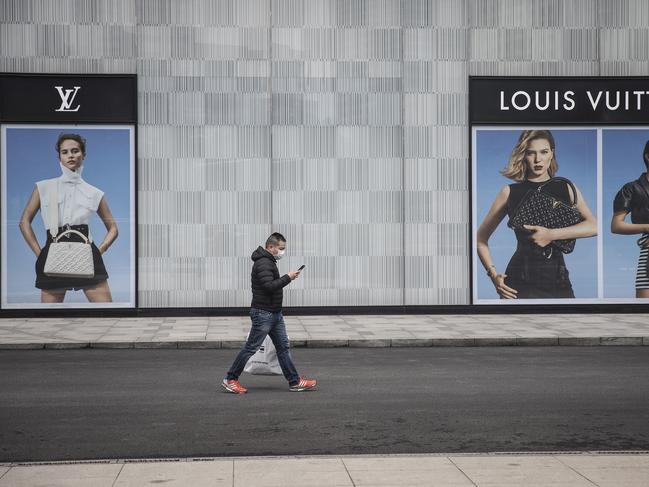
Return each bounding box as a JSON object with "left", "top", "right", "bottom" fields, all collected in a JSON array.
[{"left": 297, "top": 265, "right": 306, "bottom": 272}]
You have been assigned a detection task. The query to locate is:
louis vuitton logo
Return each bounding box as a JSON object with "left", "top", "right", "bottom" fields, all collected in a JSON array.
[{"left": 54, "top": 86, "right": 81, "bottom": 112}]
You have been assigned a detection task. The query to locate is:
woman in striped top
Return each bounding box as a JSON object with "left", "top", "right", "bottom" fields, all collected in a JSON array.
[{"left": 611, "top": 140, "right": 649, "bottom": 297}]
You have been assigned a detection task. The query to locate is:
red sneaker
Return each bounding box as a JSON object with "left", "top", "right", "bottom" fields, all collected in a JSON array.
[
  {"left": 221, "top": 379, "right": 248, "bottom": 394},
  {"left": 289, "top": 377, "right": 317, "bottom": 392}
]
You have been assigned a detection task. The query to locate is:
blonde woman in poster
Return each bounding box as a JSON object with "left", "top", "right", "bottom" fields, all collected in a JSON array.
[
  {"left": 18, "top": 133, "right": 118, "bottom": 303},
  {"left": 611, "top": 140, "right": 649, "bottom": 298},
  {"left": 476, "top": 129, "right": 597, "bottom": 299}
]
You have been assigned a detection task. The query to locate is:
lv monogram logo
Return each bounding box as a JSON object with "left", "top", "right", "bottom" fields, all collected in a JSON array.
[{"left": 54, "top": 86, "right": 81, "bottom": 112}]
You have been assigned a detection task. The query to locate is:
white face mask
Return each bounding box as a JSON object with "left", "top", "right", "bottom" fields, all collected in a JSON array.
[{"left": 275, "top": 249, "right": 285, "bottom": 260}]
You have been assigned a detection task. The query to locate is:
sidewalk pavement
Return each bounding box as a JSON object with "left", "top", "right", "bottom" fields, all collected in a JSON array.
[
  {"left": 1, "top": 453, "right": 648, "bottom": 486},
  {"left": 0, "top": 313, "right": 648, "bottom": 349}
]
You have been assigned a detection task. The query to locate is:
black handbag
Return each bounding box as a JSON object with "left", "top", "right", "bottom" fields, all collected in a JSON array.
[{"left": 508, "top": 177, "right": 584, "bottom": 254}]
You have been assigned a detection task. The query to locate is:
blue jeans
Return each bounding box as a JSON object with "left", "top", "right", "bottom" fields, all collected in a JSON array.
[{"left": 226, "top": 308, "right": 300, "bottom": 386}]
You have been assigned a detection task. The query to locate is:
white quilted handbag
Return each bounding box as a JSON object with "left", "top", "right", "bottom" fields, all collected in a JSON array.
[{"left": 43, "top": 229, "right": 95, "bottom": 278}]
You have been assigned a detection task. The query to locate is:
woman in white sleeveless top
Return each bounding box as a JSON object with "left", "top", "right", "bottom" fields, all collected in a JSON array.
[{"left": 19, "top": 133, "right": 118, "bottom": 303}]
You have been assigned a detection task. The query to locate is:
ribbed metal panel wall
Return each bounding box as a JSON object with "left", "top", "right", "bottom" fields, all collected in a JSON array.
[
  {"left": 404, "top": 0, "right": 468, "bottom": 305},
  {"left": 137, "top": 0, "right": 273, "bottom": 307},
  {"left": 1, "top": 0, "right": 646, "bottom": 308},
  {"left": 272, "top": 0, "right": 404, "bottom": 307},
  {"left": 0, "top": 0, "right": 136, "bottom": 73},
  {"left": 599, "top": 0, "right": 649, "bottom": 75}
]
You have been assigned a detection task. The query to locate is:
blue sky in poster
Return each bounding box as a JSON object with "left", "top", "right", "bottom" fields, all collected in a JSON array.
[
  {"left": 602, "top": 128, "right": 649, "bottom": 298},
  {"left": 473, "top": 128, "right": 598, "bottom": 301},
  {"left": 2, "top": 125, "right": 133, "bottom": 305}
]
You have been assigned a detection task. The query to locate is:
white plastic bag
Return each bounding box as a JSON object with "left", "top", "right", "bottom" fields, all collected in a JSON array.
[{"left": 244, "top": 335, "right": 282, "bottom": 375}]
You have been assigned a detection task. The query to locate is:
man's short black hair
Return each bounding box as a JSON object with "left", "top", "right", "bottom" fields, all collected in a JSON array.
[
  {"left": 265, "top": 232, "right": 286, "bottom": 248},
  {"left": 643, "top": 140, "right": 649, "bottom": 170}
]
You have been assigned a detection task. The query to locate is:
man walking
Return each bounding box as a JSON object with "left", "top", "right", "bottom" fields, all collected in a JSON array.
[{"left": 222, "top": 232, "right": 317, "bottom": 393}]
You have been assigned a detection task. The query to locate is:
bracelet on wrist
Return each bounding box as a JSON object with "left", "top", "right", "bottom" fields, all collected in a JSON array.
[{"left": 486, "top": 265, "right": 496, "bottom": 277}]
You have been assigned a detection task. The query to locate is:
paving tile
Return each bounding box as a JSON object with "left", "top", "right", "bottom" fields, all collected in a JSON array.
[
  {"left": 473, "top": 482, "right": 596, "bottom": 487},
  {"left": 302, "top": 325, "right": 352, "bottom": 330},
  {"left": 164, "top": 335, "right": 208, "bottom": 340},
  {"left": 0, "top": 464, "right": 121, "bottom": 487},
  {"left": 56, "top": 335, "right": 107, "bottom": 341},
  {"left": 0, "top": 466, "right": 9, "bottom": 477},
  {"left": 569, "top": 467, "right": 649, "bottom": 486},
  {"left": 344, "top": 456, "right": 472, "bottom": 486},
  {"left": 308, "top": 335, "right": 361, "bottom": 340},
  {"left": 556, "top": 453, "right": 649, "bottom": 468},
  {"left": 206, "top": 335, "right": 246, "bottom": 341},
  {"left": 0, "top": 333, "right": 51, "bottom": 341},
  {"left": 132, "top": 335, "right": 159, "bottom": 341},
  {"left": 449, "top": 455, "right": 597, "bottom": 486},
  {"left": 343, "top": 456, "right": 459, "bottom": 471},
  {"left": 347, "top": 469, "right": 473, "bottom": 486},
  {"left": 234, "top": 470, "right": 351, "bottom": 487},
  {"left": 307, "top": 339, "right": 349, "bottom": 348},
  {"left": 234, "top": 458, "right": 352, "bottom": 487},
  {"left": 114, "top": 460, "right": 232, "bottom": 487},
  {"left": 97, "top": 337, "right": 141, "bottom": 342},
  {"left": 234, "top": 458, "right": 344, "bottom": 472}
]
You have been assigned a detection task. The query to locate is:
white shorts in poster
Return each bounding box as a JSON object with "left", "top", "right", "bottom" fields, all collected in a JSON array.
[{"left": 1, "top": 124, "right": 136, "bottom": 308}]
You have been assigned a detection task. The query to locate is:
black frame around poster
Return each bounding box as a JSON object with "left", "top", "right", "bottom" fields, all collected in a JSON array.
[
  {"left": 0, "top": 73, "right": 138, "bottom": 311},
  {"left": 469, "top": 76, "right": 649, "bottom": 308}
]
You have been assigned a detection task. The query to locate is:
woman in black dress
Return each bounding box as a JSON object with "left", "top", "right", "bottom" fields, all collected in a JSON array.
[
  {"left": 610, "top": 140, "right": 649, "bottom": 298},
  {"left": 477, "top": 130, "right": 597, "bottom": 299}
]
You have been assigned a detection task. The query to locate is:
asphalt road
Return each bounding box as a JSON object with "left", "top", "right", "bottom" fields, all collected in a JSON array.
[{"left": 1, "top": 347, "right": 648, "bottom": 462}]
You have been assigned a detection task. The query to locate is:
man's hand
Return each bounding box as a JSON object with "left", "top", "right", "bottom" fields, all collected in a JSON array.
[{"left": 288, "top": 271, "right": 300, "bottom": 280}]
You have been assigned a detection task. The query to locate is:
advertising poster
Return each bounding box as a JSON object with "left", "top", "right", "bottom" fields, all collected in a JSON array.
[
  {"left": 0, "top": 74, "right": 136, "bottom": 309},
  {"left": 602, "top": 128, "right": 649, "bottom": 300},
  {"left": 470, "top": 77, "right": 649, "bottom": 305}
]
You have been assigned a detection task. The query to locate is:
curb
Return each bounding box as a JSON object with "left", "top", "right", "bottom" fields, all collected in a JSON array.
[
  {"left": 1, "top": 336, "right": 648, "bottom": 350},
  {"left": 3, "top": 450, "right": 649, "bottom": 467}
]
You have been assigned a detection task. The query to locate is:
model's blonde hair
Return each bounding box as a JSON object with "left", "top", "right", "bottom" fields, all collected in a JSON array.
[{"left": 501, "top": 130, "right": 558, "bottom": 182}]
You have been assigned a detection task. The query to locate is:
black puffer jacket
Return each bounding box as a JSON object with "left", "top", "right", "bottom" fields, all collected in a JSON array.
[
  {"left": 614, "top": 173, "right": 649, "bottom": 224},
  {"left": 250, "top": 246, "right": 291, "bottom": 312}
]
